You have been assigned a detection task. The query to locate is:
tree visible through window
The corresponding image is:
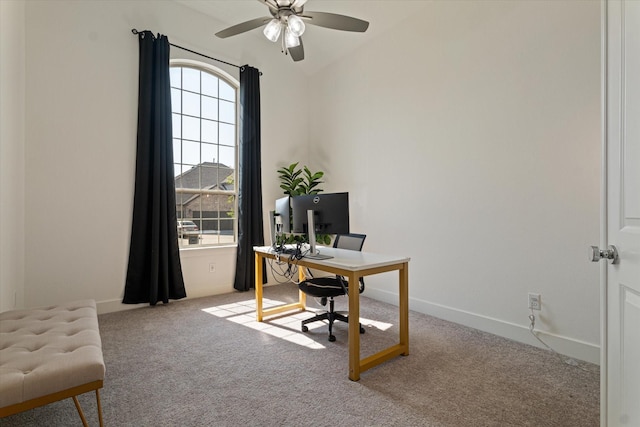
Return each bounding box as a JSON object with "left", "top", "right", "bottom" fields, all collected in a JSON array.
[{"left": 170, "top": 61, "right": 238, "bottom": 247}]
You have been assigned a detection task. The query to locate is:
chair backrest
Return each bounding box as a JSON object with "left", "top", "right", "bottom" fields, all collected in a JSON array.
[
  {"left": 333, "top": 233, "right": 366, "bottom": 251},
  {"left": 333, "top": 234, "right": 367, "bottom": 294}
]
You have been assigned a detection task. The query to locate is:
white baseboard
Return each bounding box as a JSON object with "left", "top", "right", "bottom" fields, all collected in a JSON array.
[
  {"left": 96, "top": 284, "right": 235, "bottom": 315},
  {"left": 364, "top": 287, "right": 600, "bottom": 365},
  {"left": 96, "top": 298, "right": 145, "bottom": 314}
]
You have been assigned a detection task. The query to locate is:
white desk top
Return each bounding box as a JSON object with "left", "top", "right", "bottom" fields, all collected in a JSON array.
[{"left": 254, "top": 245, "right": 410, "bottom": 272}]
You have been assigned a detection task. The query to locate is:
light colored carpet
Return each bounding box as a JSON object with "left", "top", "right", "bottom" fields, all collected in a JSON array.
[{"left": 2, "top": 282, "right": 599, "bottom": 426}]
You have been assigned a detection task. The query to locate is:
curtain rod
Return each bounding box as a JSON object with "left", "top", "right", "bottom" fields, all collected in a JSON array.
[{"left": 131, "top": 29, "right": 261, "bottom": 75}]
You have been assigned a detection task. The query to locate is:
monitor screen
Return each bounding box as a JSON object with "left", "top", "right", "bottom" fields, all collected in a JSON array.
[
  {"left": 291, "top": 192, "right": 349, "bottom": 235},
  {"left": 274, "top": 196, "right": 290, "bottom": 233}
]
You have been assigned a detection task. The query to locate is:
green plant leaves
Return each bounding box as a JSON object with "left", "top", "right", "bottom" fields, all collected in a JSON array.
[
  {"left": 299, "top": 166, "right": 324, "bottom": 195},
  {"left": 277, "top": 162, "right": 328, "bottom": 245},
  {"left": 277, "top": 162, "right": 324, "bottom": 197},
  {"left": 277, "top": 162, "right": 305, "bottom": 196}
]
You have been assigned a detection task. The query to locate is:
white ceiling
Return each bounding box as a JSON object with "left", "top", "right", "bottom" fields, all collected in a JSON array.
[{"left": 175, "top": 0, "right": 429, "bottom": 73}]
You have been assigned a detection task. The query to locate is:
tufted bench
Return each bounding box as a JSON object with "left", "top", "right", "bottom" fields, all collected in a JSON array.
[{"left": 0, "top": 300, "right": 105, "bottom": 426}]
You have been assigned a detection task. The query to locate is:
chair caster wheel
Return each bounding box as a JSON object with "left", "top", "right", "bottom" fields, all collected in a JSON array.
[
  {"left": 302, "top": 325, "right": 308, "bottom": 332},
  {"left": 328, "top": 335, "right": 336, "bottom": 342},
  {"left": 360, "top": 326, "right": 365, "bottom": 334}
]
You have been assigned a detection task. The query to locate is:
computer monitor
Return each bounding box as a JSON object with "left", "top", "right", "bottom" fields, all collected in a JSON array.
[
  {"left": 291, "top": 192, "right": 350, "bottom": 235},
  {"left": 274, "top": 196, "right": 291, "bottom": 234}
]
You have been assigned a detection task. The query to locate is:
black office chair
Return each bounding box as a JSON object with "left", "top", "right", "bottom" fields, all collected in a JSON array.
[{"left": 298, "top": 233, "right": 367, "bottom": 342}]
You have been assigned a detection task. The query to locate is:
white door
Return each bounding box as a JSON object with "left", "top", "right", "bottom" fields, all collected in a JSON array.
[{"left": 601, "top": 1, "right": 640, "bottom": 425}]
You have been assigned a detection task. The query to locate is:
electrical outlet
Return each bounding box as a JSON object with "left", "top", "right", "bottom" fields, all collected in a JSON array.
[
  {"left": 209, "top": 263, "right": 216, "bottom": 273},
  {"left": 528, "top": 293, "right": 541, "bottom": 311}
]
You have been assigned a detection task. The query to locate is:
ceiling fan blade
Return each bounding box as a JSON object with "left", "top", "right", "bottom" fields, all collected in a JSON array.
[
  {"left": 303, "top": 11, "right": 369, "bottom": 32},
  {"left": 288, "top": 39, "right": 304, "bottom": 62},
  {"left": 258, "top": 0, "right": 278, "bottom": 13},
  {"left": 291, "top": 0, "right": 309, "bottom": 8},
  {"left": 215, "top": 17, "right": 271, "bottom": 39}
]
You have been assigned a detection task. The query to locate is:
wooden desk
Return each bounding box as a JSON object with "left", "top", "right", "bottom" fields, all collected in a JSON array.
[{"left": 253, "top": 246, "right": 410, "bottom": 381}]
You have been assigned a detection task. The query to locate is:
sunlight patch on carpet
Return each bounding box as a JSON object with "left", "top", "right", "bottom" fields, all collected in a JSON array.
[
  {"left": 201, "top": 298, "right": 393, "bottom": 349},
  {"left": 202, "top": 299, "right": 325, "bottom": 349}
]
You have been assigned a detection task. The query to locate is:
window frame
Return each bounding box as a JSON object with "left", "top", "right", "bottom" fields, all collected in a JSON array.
[{"left": 170, "top": 59, "right": 239, "bottom": 248}]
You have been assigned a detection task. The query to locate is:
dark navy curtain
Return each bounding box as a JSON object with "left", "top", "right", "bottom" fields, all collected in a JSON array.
[
  {"left": 234, "top": 66, "right": 266, "bottom": 292},
  {"left": 124, "top": 31, "right": 186, "bottom": 305}
]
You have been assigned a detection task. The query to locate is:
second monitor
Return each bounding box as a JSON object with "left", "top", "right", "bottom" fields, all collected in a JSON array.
[
  {"left": 274, "top": 195, "right": 291, "bottom": 234},
  {"left": 291, "top": 192, "right": 350, "bottom": 236}
]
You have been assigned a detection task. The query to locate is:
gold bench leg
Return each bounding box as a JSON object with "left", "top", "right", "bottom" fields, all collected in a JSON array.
[
  {"left": 72, "top": 396, "right": 89, "bottom": 427},
  {"left": 96, "top": 389, "right": 104, "bottom": 427},
  {"left": 70, "top": 389, "right": 103, "bottom": 427}
]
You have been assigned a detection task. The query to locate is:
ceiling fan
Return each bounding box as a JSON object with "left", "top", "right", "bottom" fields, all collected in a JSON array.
[{"left": 214, "top": 0, "right": 369, "bottom": 62}]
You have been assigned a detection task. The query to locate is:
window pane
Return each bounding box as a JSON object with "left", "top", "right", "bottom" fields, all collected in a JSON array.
[
  {"left": 182, "top": 91, "right": 200, "bottom": 117},
  {"left": 219, "top": 170, "right": 235, "bottom": 191},
  {"left": 172, "top": 113, "right": 181, "bottom": 138},
  {"left": 171, "top": 88, "right": 181, "bottom": 113},
  {"left": 202, "top": 96, "right": 218, "bottom": 120},
  {"left": 219, "top": 145, "right": 235, "bottom": 169},
  {"left": 219, "top": 123, "right": 234, "bottom": 146},
  {"left": 199, "top": 198, "right": 216, "bottom": 223},
  {"left": 183, "top": 140, "right": 200, "bottom": 165},
  {"left": 220, "top": 80, "right": 234, "bottom": 101},
  {"left": 202, "top": 73, "right": 218, "bottom": 97},
  {"left": 219, "top": 100, "right": 235, "bottom": 124},
  {"left": 174, "top": 175, "right": 183, "bottom": 189},
  {"left": 182, "top": 116, "right": 200, "bottom": 141},
  {"left": 220, "top": 217, "right": 234, "bottom": 228},
  {"left": 175, "top": 190, "right": 188, "bottom": 206},
  {"left": 173, "top": 139, "right": 181, "bottom": 165},
  {"left": 170, "top": 67, "right": 181, "bottom": 88},
  {"left": 199, "top": 166, "right": 217, "bottom": 190},
  {"left": 201, "top": 119, "right": 218, "bottom": 144},
  {"left": 173, "top": 167, "right": 182, "bottom": 182},
  {"left": 201, "top": 143, "right": 217, "bottom": 164},
  {"left": 183, "top": 68, "right": 200, "bottom": 92},
  {"left": 178, "top": 165, "right": 198, "bottom": 189},
  {"left": 219, "top": 219, "right": 236, "bottom": 244}
]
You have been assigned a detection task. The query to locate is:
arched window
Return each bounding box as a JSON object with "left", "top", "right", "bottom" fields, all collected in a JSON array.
[{"left": 170, "top": 60, "right": 238, "bottom": 247}]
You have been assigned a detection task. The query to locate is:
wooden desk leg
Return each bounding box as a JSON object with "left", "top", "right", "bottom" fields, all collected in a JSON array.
[
  {"left": 348, "top": 271, "right": 361, "bottom": 381},
  {"left": 399, "top": 262, "right": 409, "bottom": 355},
  {"left": 255, "top": 253, "right": 264, "bottom": 322},
  {"left": 298, "top": 267, "right": 307, "bottom": 308}
]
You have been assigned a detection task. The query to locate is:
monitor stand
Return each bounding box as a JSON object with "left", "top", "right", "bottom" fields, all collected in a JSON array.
[{"left": 305, "top": 209, "right": 332, "bottom": 260}]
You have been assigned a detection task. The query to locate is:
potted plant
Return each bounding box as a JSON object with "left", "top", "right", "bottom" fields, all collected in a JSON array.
[{"left": 276, "top": 162, "right": 331, "bottom": 245}]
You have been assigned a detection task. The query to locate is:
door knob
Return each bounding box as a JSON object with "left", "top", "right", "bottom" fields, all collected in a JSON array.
[{"left": 590, "top": 245, "right": 619, "bottom": 264}]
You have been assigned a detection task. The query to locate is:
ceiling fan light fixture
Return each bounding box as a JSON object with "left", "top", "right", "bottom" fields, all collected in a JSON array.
[
  {"left": 284, "top": 28, "right": 300, "bottom": 48},
  {"left": 287, "top": 14, "right": 305, "bottom": 37},
  {"left": 216, "top": 1, "right": 370, "bottom": 62},
  {"left": 263, "top": 19, "right": 282, "bottom": 42}
]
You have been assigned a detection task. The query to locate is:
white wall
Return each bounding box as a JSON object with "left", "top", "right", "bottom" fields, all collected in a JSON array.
[
  {"left": 20, "top": 0, "right": 307, "bottom": 313},
  {"left": 0, "top": 0, "right": 26, "bottom": 312},
  {"left": 5, "top": 0, "right": 601, "bottom": 364},
  {"left": 309, "top": 0, "right": 601, "bottom": 362}
]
